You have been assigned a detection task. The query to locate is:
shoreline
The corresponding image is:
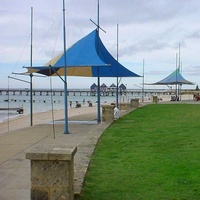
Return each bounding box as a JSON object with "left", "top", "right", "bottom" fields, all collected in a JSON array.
[
  {"left": 0, "top": 94, "right": 195, "bottom": 134},
  {"left": 0, "top": 105, "right": 97, "bottom": 134}
]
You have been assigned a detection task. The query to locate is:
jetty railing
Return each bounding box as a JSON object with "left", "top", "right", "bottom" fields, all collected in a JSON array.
[{"left": 0, "top": 88, "right": 171, "bottom": 97}]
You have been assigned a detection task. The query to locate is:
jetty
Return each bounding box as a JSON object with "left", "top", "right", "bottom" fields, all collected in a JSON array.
[{"left": 0, "top": 88, "right": 171, "bottom": 97}]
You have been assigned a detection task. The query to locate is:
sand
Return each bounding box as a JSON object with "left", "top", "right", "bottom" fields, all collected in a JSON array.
[
  {"left": 0, "top": 105, "right": 97, "bottom": 134},
  {"left": 0, "top": 94, "right": 195, "bottom": 134}
]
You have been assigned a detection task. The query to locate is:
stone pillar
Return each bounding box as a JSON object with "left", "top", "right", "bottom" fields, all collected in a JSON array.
[
  {"left": 101, "top": 105, "right": 115, "bottom": 122},
  {"left": 26, "top": 145, "right": 77, "bottom": 200},
  {"left": 118, "top": 103, "right": 130, "bottom": 110},
  {"left": 130, "top": 99, "right": 139, "bottom": 108},
  {"left": 153, "top": 96, "right": 158, "bottom": 104}
]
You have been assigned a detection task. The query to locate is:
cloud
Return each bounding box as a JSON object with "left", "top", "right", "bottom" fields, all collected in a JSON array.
[
  {"left": 1, "top": 0, "right": 200, "bottom": 89},
  {"left": 187, "top": 31, "right": 200, "bottom": 39},
  {"left": 183, "top": 65, "right": 200, "bottom": 76}
]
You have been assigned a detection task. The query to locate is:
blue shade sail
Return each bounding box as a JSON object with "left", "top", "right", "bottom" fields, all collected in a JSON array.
[
  {"left": 150, "top": 69, "right": 194, "bottom": 85},
  {"left": 25, "top": 29, "right": 140, "bottom": 78}
]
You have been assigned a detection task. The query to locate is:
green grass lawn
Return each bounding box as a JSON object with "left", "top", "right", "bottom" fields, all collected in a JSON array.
[{"left": 80, "top": 104, "right": 200, "bottom": 200}]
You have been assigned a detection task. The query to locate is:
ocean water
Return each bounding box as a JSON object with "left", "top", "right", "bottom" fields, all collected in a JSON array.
[{"left": 0, "top": 93, "right": 125, "bottom": 122}]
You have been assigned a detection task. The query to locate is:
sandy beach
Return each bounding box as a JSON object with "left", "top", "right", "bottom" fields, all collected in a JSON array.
[
  {"left": 0, "top": 105, "right": 98, "bottom": 134},
  {"left": 0, "top": 93, "right": 195, "bottom": 134}
]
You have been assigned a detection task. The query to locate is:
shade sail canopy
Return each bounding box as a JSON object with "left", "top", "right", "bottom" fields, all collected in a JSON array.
[
  {"left": 25, "top": 29, "right": 140, "bottom": 78},
  {"left": 149, "top": 69, "right": 194, "bottom": 85}
]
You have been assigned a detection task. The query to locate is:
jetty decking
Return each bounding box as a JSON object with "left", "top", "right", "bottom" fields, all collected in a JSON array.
[{"left": 0, "top": 88, "right": 170, "bottom": 97}]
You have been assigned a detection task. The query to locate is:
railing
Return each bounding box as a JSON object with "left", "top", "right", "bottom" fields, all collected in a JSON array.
[{"left": 0, "top": 88, "right": 171, "bottom": 97}]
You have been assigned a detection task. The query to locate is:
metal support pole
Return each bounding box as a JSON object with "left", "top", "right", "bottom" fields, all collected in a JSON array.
[
  {"left": 97, "top": 0, "right": 101, "bottom": 123},
  {"left": 142, "top": 59, "right": 145, "bottom": 102},
  {"left": 63, "top": 0, "right": 69, "bottom": 133},
  {"left": 116, "top": 24, "right": 119, "bottom": 108},
  {"left": 30, "top": 7, "right": 33, "bottom": 126}
]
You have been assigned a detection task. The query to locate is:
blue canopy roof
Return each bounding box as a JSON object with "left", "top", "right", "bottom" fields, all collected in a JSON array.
[
  {"left": 92, "top": 30, "right": 140, "bottom": 77},
  {"left": 151, "top": 68, "right": 194, "bottom": 85},
  {"left": 25, "top": 29, "right": 140, "bottom": 78},
  {"left": 51, "top": 29, "right": 107, "bottom": 67}
]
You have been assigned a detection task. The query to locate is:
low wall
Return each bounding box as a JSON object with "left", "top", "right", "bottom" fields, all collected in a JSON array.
[
  {"left": 152, "top": 96, "right": 158, "bottom": 103},
  {"left": 130, "top": 99, "right": 139, "bottom": 108},
  {"left": 101, "top": 105, "right": 115, "bottom": 122},
  {"left": 118, "top": 102, "right": 130, "bottom": 110},
  {"left": 26, "top": 145, "right": 77, "bottom": 200}
]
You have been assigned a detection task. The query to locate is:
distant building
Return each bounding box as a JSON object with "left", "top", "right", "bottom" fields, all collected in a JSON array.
[
  {"left": 107, "top": 83, "right": 117, "bottom": 92},
  {"left": 119, "top": 83, "right": 126, "bottom": 91},
  {"left": 90, "top": 83, "right": 97, "bottom": 96},
  {"left": 90, "top": 83, "right": 126, "bottom": 94},
  {"left": 110, "top": 83, "right": 116, "bottom": 88},
  {"left": 109, "top": 83, "right": 117, "bottom": 91},
  {"left": 90, "top": 83, "right": 97, "bottom": 92},
  {"left": 100, "top": 83, "right": 107, "bottom": 92}
]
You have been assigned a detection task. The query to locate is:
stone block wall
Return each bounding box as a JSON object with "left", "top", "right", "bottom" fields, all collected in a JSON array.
[
  {"left": 26, "top": 145, "right": 77, "bottom": 200},
  {"left": 152, "top": 96, "right": 158, "bottom": 103},
  {"left": 118, "top": 103, "right": 130, "bottom": 110},
  {"left": 130, "top": 99, "right": 139, "bottom": 108},
  {"left": 101, "top": 105, "right": 115, "bottom": 122}
]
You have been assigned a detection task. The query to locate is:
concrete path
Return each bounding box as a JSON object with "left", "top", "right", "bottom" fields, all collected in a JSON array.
[{"left": 0, "top": 112, "right": 112, "bottom": 200}]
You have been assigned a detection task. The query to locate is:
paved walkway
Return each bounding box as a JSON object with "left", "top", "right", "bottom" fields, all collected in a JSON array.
[{"left": 0, "top": 111, "right": 121, "bottom": 200}]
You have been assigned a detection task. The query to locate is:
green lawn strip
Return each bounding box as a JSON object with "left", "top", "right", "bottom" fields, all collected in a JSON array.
[{"left": 80, "top": 104, "right": 200, "bottom": 200}]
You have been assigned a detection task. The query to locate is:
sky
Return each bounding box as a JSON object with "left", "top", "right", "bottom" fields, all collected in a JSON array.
[{"left": 1, "top": 0, "right": 200, "bottom": 90}]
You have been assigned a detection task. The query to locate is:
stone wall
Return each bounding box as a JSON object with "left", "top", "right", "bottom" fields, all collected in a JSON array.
[
  {"left": 152, "top": 96, "right": 158, "bottom": 103},
  {"left": 118, "top": 102, "right": 130, "bottom": 110},
  {"left": 130, "top": 99, "right": 139, "bottom": 108},
  {"left": 101, "top": 105, "right": 115, "bottom": 122},
  {"left": 26, "top": 145, "right": 77, "bottom": 200}
]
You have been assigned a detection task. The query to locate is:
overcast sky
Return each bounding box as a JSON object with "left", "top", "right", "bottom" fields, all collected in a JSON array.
[{"left": 1, "top": 0, "right": 200, "bottom": 90}]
